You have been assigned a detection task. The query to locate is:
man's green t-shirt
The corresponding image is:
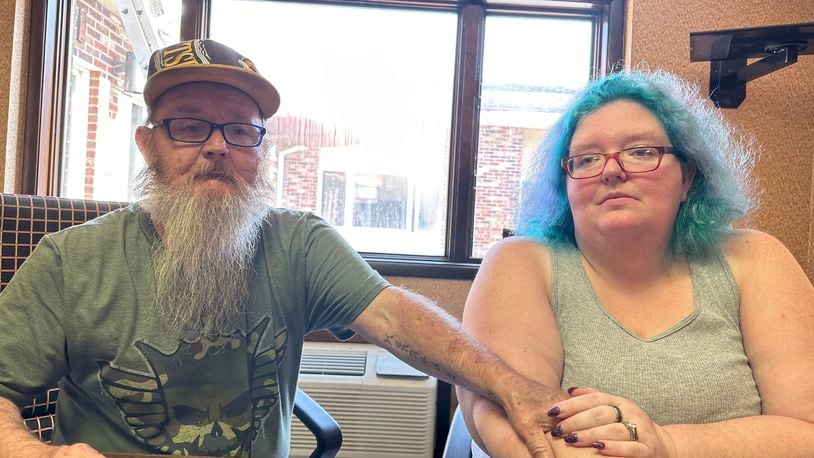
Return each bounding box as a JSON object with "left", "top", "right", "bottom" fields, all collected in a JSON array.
[{"left": 0, "top": 204, "right": 389, "bottom": 456}]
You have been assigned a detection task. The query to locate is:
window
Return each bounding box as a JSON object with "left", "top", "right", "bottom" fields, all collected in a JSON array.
[
  {"left": 25, "top": 0, "right": 625, "bottom": 277},
  {"left": 211, "top": 1, "right": 457, "bottom": 257},
  {"left": 473, "top": 14, "right": 593, "bottom": 257},
  {"left": 26, "top": 0, "right": 181, "bottom": 201}
]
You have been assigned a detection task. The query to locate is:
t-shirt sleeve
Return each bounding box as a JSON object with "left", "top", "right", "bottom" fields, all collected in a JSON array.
[
  {"left": 300, "top": 215, "right": 390, "bottom": 339},
  {"left": 0, "top": 236, "right": 69, "bottom": 408}
]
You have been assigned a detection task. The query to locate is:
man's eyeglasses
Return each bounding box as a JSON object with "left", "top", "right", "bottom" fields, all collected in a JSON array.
[
  {"left": 151, "top": 117, "right": 267, "bottom": 147},
  {"left": 561, "top": 146, "right": 677, "bottom": 179}
]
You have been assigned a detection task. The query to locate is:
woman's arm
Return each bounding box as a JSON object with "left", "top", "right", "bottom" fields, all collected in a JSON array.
[
  {"left": 546, "top": 230, "right": 814, "bottom": 457},
  {"left": 456, "top": 238, "right": 568, "bottom": 456},
  {"left": 664, "top": 230, "right": 814, "bottom": 456}
]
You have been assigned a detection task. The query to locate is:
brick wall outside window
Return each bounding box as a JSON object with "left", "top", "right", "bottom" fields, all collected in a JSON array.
[{"left": 72, "top": 0, "right": 131, "bottom": 199}]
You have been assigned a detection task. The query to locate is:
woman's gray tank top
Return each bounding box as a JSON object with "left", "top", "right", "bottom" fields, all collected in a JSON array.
[{"left": 551, "top": 244, "right": 761, "bottom": 424}]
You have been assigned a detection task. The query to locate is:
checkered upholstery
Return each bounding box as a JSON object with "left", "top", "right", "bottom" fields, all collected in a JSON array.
[{"left": 0, "top": 193, "right": 128, "bottom": 441}]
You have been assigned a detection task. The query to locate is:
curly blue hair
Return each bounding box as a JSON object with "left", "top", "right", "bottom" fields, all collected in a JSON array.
[{"left": 515, "top": 70, "right": 757, "bottom": 257}]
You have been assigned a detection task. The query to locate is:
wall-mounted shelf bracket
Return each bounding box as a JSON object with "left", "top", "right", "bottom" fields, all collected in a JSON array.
[{"left": 690, "top": 23, "right": 813, "bottom": 109}]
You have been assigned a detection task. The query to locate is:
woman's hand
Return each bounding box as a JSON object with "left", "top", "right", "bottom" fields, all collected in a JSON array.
[{"left": 546, "top": 387, "right": 677, "bottom": 457}]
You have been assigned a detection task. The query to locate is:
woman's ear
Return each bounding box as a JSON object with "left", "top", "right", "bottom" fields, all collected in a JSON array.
[{"left": 680, "top": 163, "right": 696, "bottom": 202}]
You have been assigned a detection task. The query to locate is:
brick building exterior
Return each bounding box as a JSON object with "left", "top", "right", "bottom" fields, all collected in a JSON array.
[
  {"left": 72, "top": 0, "right": 131, "bottom": 198},
  {"left": 473, "top": 125, "right": 526, "bottom": 256}
]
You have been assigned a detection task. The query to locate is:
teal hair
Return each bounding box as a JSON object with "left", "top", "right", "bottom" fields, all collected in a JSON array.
[{"left": 516, "top": 70, "right": 756, "bottom": 257}]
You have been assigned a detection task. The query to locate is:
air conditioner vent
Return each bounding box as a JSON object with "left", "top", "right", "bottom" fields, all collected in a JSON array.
[
  {"left": 293, "top": 342, "right": 437, "bottom": 457},
  {"left": 300, "top": 349, "right": 367, "bottom": 376}
]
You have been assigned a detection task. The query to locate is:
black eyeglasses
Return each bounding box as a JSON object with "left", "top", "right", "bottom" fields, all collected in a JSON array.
[
  {"left": 151, "top": 117, "right": 267, "bottom": 147},
  {"left": 561, "top": 146, "right": 677, "bottom": 179}
]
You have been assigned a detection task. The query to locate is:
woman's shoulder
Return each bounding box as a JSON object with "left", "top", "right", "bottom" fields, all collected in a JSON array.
[
  {"left": 479, "top": 237, "right": 559, "bottom": 283},
  {"left": 720, "top": 229, "right": 801, "bottom": 280},
  {"left": 485, "top": 236, "right": 554, "bottom": 262},
  {"left": 720, "top": 229, "right": 789, "bottom": 260}
]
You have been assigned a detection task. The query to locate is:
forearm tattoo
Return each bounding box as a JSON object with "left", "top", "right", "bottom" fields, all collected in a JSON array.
[{"left": 382, "top": 333, "right": 457, "bottom": 382}]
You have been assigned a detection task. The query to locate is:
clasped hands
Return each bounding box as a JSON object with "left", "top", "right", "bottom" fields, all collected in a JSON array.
[{"left": 500, "top": 384, "right": 676, "bottom": 458}]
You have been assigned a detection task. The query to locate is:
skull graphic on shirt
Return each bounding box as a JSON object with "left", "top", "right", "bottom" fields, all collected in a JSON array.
[{"left": 99, "top": 317, "right": 287, "bottom": 457}]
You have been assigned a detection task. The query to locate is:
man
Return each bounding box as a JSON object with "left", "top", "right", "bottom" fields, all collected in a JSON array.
[{"left": 0, "top": 39, "right": 564, "bottom": 457}]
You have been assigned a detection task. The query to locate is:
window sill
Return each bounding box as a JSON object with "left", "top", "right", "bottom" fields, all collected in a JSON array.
[{"left": 364, "top": 256, "right": 479, "bottom": 280}]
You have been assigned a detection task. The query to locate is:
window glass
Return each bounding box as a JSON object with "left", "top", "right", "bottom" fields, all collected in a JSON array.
[
  {"left": 60, "top": 0, "right": 181, "bottom": 200},
  {"left": 472, "top": 15, "right": 593, "bottom": 258},
  {"left": 211, "top": 0, "right": 457, "bottom": 256},
  {"left": 320, "top": 171, "right": 346, "bottom": 226},
  {"left": 49, "top": 0, "right": 607, "bottom": 266}
]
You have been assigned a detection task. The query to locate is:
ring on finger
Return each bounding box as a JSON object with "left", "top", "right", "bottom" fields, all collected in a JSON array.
[
  {"left": 610, "top": 405, "right": 623, "bottom": 423},
  {"left": 622, "top": 421, "right": 638, "bottom": 442}
]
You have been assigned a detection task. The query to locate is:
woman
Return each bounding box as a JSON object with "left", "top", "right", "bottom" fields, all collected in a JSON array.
[{"left": 457, "top": 70, "right": 814, "bottom": 457}]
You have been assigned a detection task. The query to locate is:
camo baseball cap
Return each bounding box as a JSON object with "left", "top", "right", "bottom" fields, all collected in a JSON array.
[{"left": 143, "top": 39, "right": 280, "bottom": 118}]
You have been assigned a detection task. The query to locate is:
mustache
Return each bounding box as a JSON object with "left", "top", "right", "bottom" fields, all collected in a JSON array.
[{"left": 190, "top": 165, "right": 239, "bottom": 185}]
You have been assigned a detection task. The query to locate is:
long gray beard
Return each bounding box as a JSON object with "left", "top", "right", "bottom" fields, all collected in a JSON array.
[{"left": 135, "top": 170, "right": 271, "bottom": 339}]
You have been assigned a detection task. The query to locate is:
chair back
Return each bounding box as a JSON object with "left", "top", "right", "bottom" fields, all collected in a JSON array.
[
  {"left": 0, "top": 193, "right": 127, "bottom": 440},
  {"left": 1, "top": 193, "right": 128, "bottom": 290}
]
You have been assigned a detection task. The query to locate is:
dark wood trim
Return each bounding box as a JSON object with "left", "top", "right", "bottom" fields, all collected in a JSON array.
[
  {"left": 21, "top": 1, "right": 62, "bottom": 195},
  {"left": 181, "top": 0, "right": 210, "bottom": 39},
  {"left": 368, "top": 258, "right": 479, "bottom": 279},
  {"left": 605, "top": 0, "right": 626, "bottom": 73},
  {"left": 43, "top": 2, "right": 72, "bottom": 197},
  {"left": 447, "top": 3, "right": 484, "bottom": 264},
  {"left": 22, "top": 0, "right": 71, "bottom": 196}
]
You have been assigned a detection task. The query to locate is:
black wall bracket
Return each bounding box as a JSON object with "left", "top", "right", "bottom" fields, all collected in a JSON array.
[{"left": 690, "top": 22, "right": 814, "bottom": 109}]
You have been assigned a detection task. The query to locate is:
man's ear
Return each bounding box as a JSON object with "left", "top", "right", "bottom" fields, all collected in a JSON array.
[{"left": 135, "top": 125, "right": 156, "bottom": 166}]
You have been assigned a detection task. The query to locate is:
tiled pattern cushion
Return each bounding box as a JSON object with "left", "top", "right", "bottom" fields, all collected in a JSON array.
[
  {"left": 0, "top": 193, "right": 127, "bottom": 441},
  {"left": 20, "top": 388, "right": 60, "bottom": 442}
]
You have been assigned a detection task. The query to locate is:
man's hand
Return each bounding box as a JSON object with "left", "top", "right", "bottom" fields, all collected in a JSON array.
[
  {"left": 494, "top": 375, "right": 570, "bottom": 457},
  {"left": 9, "top": 442, "right": 105, "bottom": 458},
  {"left": 0, "top": 397, "right": 104, "bottom": 458}
]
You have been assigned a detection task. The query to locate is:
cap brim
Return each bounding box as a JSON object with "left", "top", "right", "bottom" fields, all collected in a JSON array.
[{"left": 143, "top": 65, "right": 280, "bottom": 118}]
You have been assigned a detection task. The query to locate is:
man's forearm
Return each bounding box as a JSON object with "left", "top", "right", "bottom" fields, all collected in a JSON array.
[
  {"left": 352, "top": 288, "right": 515, "bottom": 398},
  {"left": 0, "top": 396, "right": 53, "bottom": 458},
  {"left": 352, "top": 286, "right": 569, "bottom": 457},
  {"left": 0, "top": 395, "right": 104, "bottom": 457},
  {"left": 351, "top": 287, "right": 563, "bottom": 406}
]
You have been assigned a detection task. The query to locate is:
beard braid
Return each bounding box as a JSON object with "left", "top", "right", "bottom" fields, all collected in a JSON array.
[{"left": 133, "top": 145, "right": 272, "bottom": 339}]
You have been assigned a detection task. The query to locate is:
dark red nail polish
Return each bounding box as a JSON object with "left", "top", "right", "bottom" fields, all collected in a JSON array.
[
  {"left": 567, "top": 386, "right": 579, "bottom": 395},
  {"left": 551, "top": 425, "right": 562, "bottom": 437},
  {"left": 547, "top": 406, "right": 560, "bottom": 417},
  {"left": 592, "top": 441, "right": 605, "bottom": 449},
  {"left": 564, "top": 433, "right": 578, "bottom": 443}
]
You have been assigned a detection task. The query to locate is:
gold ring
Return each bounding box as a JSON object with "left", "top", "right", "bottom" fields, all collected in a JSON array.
[
  {"left": 610, "top": 405, "right": 623, "bottom": 423},
  {"left": 622, "top": 421, "right": 638, "bottom": 441}
]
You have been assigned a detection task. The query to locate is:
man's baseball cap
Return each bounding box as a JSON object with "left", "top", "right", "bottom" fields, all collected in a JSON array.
[{"left": 143, "top": 39, "right": 280, "bottom": 118}]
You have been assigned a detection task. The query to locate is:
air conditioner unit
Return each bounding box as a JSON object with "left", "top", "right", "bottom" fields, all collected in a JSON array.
[{"left": 291, "top": 341, "right": 438, "bottom": 457}]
